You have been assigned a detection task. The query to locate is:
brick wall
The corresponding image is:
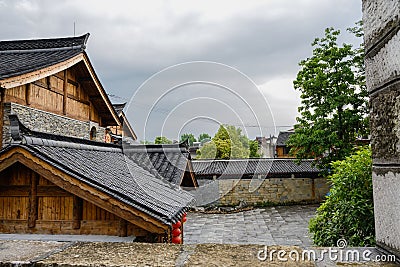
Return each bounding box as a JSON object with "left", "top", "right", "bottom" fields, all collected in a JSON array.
[
  {"left": 363, "top": 0, "right": 400, "bottom": 256},
  {"left": 2, "top": 103, "right": 107, "bottom": 146}
]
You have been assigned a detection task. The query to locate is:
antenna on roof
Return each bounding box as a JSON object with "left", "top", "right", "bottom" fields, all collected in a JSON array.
[{"left": 73, "top": 22, "right": 76, "bottom": 37}]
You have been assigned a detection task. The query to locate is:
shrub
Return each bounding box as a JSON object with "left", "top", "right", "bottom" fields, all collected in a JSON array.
[{"left": 309, "top": 147, "right": 374, "bottom": 246}]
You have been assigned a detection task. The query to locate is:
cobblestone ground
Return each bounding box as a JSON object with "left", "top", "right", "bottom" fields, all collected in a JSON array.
[{"left": 184, "top": 205, "right": 318, "bottom": 247}]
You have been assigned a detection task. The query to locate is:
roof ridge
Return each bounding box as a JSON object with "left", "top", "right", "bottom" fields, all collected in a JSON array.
[
  {"left": 22, "top": 136, "right": 122, "bottom": 152},
  {"left": 0, "top": 33, "right": 89, "bottom": 52}
]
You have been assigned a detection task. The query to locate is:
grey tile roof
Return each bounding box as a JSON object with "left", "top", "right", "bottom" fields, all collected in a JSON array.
[
  {"left": 0, "top": 34, "right": 89, "bottom": 79},
  {"left": 123, "top": 143, "right": 192, "bottom": 187},
  {"left": 192, "top": 158, "right": 320, "bottom": 179},
  {"left": 276, "top": 131, "right": 294, "bottom": 146},
  {"left": 3, "top": 115, "right": 194, "bottom": 225}
]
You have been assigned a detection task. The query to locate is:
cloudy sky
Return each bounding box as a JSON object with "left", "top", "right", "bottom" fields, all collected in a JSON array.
[{"left": 0, "top": 0, "right": 362, "bottom": 141}]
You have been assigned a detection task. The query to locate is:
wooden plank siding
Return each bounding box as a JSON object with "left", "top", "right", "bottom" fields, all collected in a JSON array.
[
  {"left": 3, "top": 67, "right": 100, "bottom": 123},
  {"left": 0, "top": 163, "right": 148, "bottom": 237}
]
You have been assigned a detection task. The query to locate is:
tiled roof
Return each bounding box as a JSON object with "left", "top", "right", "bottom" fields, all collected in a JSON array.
[
  {"left": 192, "top": 158, "right": 320, "bottom": 178},
  {"left": 276, "top": 131, "right": 294, "bottom": 146},
  {"left": 123, "top": 143, "right": 192, "bottom": 187},
  {"left": 3, "top": 115, "right": 194, "bottom": 225},
  {"left": 0, "top": 34, "right": 89, "bottom": 79}
]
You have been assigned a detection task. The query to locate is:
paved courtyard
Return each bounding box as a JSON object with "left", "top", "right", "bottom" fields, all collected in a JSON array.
[{"left": 184, "top": 204, "right": 318, "bottom": 247}]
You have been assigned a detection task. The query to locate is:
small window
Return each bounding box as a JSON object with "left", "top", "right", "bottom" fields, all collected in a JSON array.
[{"left": 90, "top": 126, "right": 97, "bottom": 141}]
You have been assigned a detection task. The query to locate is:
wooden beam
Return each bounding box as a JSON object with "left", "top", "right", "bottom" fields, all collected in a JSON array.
[
  {"left": 63, "top": 69, "right": 68, "bottom": 115},
  {"left": 0, "top": 87, "right": 5, "bottom": 148},
  {"left": 28, "top": 172, "right": 39, "bottom": 228},
  {"left": 72, "top": 195, "right": 83, "bottom": 229},
  {"left": 0, "top": 185, "right": 72, "bottom": 197},
  {"left": 118, "top": 218, "right": 128, "bottom": 237}
]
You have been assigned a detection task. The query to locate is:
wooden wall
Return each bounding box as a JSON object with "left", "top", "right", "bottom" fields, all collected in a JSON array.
[
  {"left": 0, "top": 163, "right": 147, "bottom": 237},
  {"left": 4, "top": 67, "right": 101, "bottom": 124},
  {"left": 276, "top": 146, "right": 294, "bottom": 158}
]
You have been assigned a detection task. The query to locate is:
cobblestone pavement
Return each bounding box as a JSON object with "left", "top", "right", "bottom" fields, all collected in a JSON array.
[{"left": 184, "top": 205, "right": 318, "bottom": 247}]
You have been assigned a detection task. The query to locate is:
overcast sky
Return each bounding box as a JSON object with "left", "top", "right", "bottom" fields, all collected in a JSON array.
[{"left": 0, "top": 0, "right": 362, "bottom": 141}]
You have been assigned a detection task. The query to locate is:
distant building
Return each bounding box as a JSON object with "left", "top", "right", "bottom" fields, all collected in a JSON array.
[
  {"left": 255, "top": 135, "right": 276, "bottom": 158},
  {"left": 275, "top": 130, "right": 295, "bottom": 158}
]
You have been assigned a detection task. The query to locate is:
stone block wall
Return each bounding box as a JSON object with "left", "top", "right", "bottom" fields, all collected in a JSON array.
[
  {"left": 203, "top": 177, "right": 329, "bottom": 206},
  {"left": 363, "top": 0, "right": 400, "bottom": 256},
  {"left": 2, "top": 103, "right": 107, "bottom": 146}
]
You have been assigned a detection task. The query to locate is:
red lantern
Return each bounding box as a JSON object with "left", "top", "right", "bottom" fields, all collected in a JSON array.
[
  {"left": 172, "top": 236, "right": 181, "bottom": 244},
  {"left": 182, "top": 216, "right": 187, "bottom": 223},
  {"left": 172, "top": 221, "right": 181, "bottom": 229},
  {"left": 172, "top": 228, "right": 181, "bottom": 237}
]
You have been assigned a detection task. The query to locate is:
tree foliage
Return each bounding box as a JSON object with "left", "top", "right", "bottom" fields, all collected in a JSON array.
[
  {"left": 180, "top": 133, "right": 197, "bottom": 146},
  {"left": 197, "top": 125, "right": 260, "bottom": 159},
  {"left": 198, "top": 133, "right": 211, "bottom": 143},
  {"left": 309, "top": 147, "right": 374, "bottom": 246},
  {"left": 287, "top": 24, "right": 368, "bottom": 169},
  {"left": 154, "top": 136, "right": 172, "bottom": 144}
]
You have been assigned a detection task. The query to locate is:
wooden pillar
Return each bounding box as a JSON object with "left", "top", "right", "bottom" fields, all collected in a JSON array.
[
  {"left": 28, "top": 173, "right": 39, "bottom": 228},
  {"left": 63, "top": 70, "right": 68, "bottom": 115},
  {"left": 25, "top": 83, "right": 31, "bottom": 105},
  {"left": 118, "top": 218, "right": 128, "bottom": 237},
  {"left": 311, "top": 178, "right": 316, "bottom": 201},
  {"left": 0, "top": 87, "right": 5, "bottom": 148},
  {"left": 72, "top": 195, "right": 83, "bottom": 229}
]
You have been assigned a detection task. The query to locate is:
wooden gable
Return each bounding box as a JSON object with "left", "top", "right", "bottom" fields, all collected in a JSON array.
[{"left": 0, "top": 146, "right": 170, "bottom": 239}]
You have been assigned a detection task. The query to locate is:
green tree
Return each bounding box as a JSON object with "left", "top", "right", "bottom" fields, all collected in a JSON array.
[
  {"left": 198, "top": 133, "right": 211, "bottom": 143},
  {"left": 309, "top": 147, "right": 374, "bottom": 246},
  {"left": 154, "top": 136, "right": 172, "bottom": 144},
  {"left": 287, "top": 24, "right": 368, "bottom": 169},
  {"left": 197, "top": 125, "right": 260, "bottom": 159},
  {"left": 180, "top": 133, "right": 197, "bottom": 146}
]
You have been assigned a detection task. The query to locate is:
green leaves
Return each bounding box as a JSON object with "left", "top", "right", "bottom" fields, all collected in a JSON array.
[
  {"left": 288, "top": 23, "right": 368, "bottom": 169},
  {"left": 309, "top": 147, "right": 374, "bottom": 247},
  {"left": 197, "top": 125, "right": 260, "bottom": 159}
]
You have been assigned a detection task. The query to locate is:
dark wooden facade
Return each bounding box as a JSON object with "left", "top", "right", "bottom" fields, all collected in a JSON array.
[{"left": 0, "top": 163, "right": 149, "bottom": 237}]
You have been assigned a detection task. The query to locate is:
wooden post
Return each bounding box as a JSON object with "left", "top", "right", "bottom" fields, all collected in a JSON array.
[
  {"left": 118, "top": 218, "right": 128, "bottom": 237},
  {"left": 63, "top": 70, "right": 68, "bottom": 115},
  {"left": 0, "top": 87, "right": 5, "bottom": 148},
  {"left": 28, "top": 173, "right": 39, "bottom": 228},
  {"left": 311, "top": 178, "right": 316, "bottom": 201},
  {"left": 25, "top": 83, "right": 31, "bottom": 105},
  {"left": 72, "top": 195, "right": 83, "bottom": 229}
]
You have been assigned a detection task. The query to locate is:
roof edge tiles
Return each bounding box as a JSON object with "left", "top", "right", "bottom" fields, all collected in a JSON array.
[{"left": 0, "top": 34, "right": 89, "bottom": 51}]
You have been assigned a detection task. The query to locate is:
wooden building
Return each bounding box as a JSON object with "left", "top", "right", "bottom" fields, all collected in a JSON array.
[
  {"left": 275, "top": 130, "right": 295, "bottom": 158},
  {"left": 0, "top": 34, "right": 195, "bottom": 242}
]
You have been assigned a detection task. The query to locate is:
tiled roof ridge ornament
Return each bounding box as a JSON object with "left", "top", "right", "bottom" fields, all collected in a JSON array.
[{"left": 0, "top": 33, "right": 90, "bottom": 53}]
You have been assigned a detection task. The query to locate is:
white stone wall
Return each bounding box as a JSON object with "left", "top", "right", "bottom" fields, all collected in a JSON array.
[
  {"left": 373, "top": 170, "right": 400, "bottom": 252},
  {"left": 365, "top": 31, "right": 400, "bottom": 90},
  {"left": 362, "top": 0, "right": 400, "bottom": 48},
  {"left": 363, "top": 0, "right": 400, "bottom": 256}
]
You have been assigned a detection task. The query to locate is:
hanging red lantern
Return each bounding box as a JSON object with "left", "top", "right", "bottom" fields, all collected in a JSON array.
[
  {"left": 172, "top": 221, "right": 181, "bottom": 229},
  {"left": 172, "top": 228, "right": 181, "bottom": 237},
  {"left": 172, "top": 236, "right": 181, "bottom": 244},
  {"left": 182, "top": 216, "right": 187, "bottom": 223}
]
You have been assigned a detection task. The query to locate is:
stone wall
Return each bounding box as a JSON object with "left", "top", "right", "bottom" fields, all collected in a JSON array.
[
  {"left": 363, "top": 0, "right": 400, "bottom": 256},
  {"left": 2, "top": 103, "right": 106, "bottom": 146},
  {"left": 197, "top": 177, "right": 329, "bottom": 206}
]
